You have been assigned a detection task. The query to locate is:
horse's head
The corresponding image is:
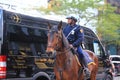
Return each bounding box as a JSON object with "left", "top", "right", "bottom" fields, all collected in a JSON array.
[{"left": 46, "top": 21, "right": 63, "bottom": 54}]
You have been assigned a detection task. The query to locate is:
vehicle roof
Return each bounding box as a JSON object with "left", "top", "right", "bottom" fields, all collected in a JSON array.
[
  {"left": 111, "top": 61, "right": 120, "bottom": 64},
  {"left": 3, "top": 9, "right": 98, "bottom": 41},
  {"left": 110, "top": 55, "right": 120, "bottom": 58}
]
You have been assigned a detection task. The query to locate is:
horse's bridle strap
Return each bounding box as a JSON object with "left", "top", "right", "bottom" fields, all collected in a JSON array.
[
  {"left": 56, "top": 47, "right": 71, "bottom": 54},
  {"left": 47, "top": 46, "right": 54, "bottom": 48}
]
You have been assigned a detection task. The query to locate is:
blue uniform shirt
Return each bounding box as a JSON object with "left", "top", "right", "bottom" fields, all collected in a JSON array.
[{"left": 63, "top": 24, "right": 84, "bottom": 47}]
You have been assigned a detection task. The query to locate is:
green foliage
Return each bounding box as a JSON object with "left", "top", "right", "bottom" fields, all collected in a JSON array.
[
  {"left": 38, "top": 0, "right": 101, "bottom": 15},
  {"left": 37, "top": 0, "right": 63, "bottom": 14},
  {"left": 84, "top": 3, "right": 119, "bottom": 45},
  {"left": 96, "top": 4, "right": 120, "bottom": 45},
  {"left": 37, "top": 0, "right": 102, "bottom": 26},
  {"left": 37, "top": 0, "right": 120, "bottom": 45}
]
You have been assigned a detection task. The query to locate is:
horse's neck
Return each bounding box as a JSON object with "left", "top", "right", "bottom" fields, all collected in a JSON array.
[
  {"left": 56, "top": 50, "right": 71, "bottom": 67},
  {"left": 61, "top": 31, "right": 70, "bottom": 49},
  {"left": 59, "top": 31, "right": 73, "bottom": 58},
  {"left": 55, "top": 32, "right": 73, "bottom": 66}
]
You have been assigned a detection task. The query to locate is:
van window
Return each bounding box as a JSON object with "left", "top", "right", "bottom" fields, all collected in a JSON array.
[
  {"left": 8, "top": 41, "right": 46, "bottom": 56},
  {"left": 93, "top": 41, "right": 105, "bottom": 57},
  {"left": 111, "top": 57, "right": 120, "bottom": 61},
  {"left": 7, "top": 23, "right": 48, "bottom": 56}
]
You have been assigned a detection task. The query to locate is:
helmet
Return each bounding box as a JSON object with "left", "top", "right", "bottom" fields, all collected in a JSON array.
[{"left": 66, "top": 16, "right": 77, "bottom": 22}]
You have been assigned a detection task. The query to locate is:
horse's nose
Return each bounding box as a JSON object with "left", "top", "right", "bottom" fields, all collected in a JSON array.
[
  {"left": 46, "top": 47, "right": 54, "bottom": 54},
  {"left": 46, "top": 51, "right": 52, "bottom": 54}
]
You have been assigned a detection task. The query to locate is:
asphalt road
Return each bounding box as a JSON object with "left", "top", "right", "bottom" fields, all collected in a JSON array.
[{"left": 114, "top": 76, "right": 120, "bottom": 80}]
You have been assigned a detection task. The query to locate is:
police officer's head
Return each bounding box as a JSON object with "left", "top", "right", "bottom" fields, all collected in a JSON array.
[{"left": 66, "top": 16, "right": 77, "bottom": 25}]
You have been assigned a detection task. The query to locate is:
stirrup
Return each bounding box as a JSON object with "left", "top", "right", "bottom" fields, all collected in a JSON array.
[
  {"left": 84, "top": 68, "right": 90, "bottom": 79},
  {"left": 88, "top": 62, "right": 96, "bottom": 66}
]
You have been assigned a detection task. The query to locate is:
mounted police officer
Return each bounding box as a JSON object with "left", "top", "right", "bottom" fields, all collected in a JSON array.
[{"left": 63, "top": 15, "right": 93, "bottom": 78}]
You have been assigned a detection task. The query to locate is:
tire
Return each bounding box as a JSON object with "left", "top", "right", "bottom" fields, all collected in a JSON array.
[
  {"left": 36, "top": 76, "right": 49, "bottom": 80},
  {"left": 33, "top": 72, "right": 51, "bottom": 80},
  {"left": 104, "top": 74, "right": 113, "bottom": 80},
  {"left": 115, "top": 68, "right": 118, "bottom": 74}
]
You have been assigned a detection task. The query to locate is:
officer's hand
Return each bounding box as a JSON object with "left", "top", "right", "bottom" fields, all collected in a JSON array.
[{"left": 69, "top": 44, "right": 74, "bottom": 48}]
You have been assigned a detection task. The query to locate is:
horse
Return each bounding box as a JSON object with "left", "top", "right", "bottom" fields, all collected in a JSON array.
[{"left": 46, "top": 21, "right": 98, "bottom": 80}]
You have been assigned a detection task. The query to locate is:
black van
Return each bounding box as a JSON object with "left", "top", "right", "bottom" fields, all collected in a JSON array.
[{"left": 0, "top": 9, "right": 113, "bottom": 80}]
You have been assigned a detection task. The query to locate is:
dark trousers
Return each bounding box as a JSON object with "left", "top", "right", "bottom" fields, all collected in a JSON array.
[{"left": 76, "top": 46, "right": 93, "bottom": 67}]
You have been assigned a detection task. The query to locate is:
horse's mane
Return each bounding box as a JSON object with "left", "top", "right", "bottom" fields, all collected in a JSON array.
[{"left": 61, "top": 31, "right": 70, "bottom": 50}]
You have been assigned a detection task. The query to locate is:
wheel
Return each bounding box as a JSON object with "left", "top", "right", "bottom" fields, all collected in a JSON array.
[
  {"left": 115, "top": 68, "right": 118, "bottom": 74},
  {"left": 104, "top": 74, "right": 113, "bottom": 80},
  {"left": 36, "top": 76, "right": 49, "bottom": 80}
]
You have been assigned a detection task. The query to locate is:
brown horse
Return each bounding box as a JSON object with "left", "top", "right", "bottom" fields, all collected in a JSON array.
[{"left": 46, "top": 21, "right": 98, "bottom": 80}]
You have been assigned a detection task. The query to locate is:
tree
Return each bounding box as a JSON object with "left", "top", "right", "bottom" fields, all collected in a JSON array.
[
  {"left": 38, "top": 0, "right": 101, "bottom": 25},
  {"left": 96, "top": 3, "right": 120, "bottom": 45},
  {"left": 37, "top": 0, "right": 120, "bottom": 45}
]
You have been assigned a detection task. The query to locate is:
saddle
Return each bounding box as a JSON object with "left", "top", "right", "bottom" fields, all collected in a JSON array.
[
  {"left": 70, "top": 48, "right": 94, "bottom": 67},
  {"left": 70, "top": 48, "right": 83, "bottom": 67},
  {"left": 71, "top": 48, "right": 92, "bottom": 79}
]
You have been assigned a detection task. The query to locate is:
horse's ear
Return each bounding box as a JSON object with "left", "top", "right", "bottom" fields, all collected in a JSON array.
[
  {"left": 58, "top": 21, "right": 62, "bottom": 30},
  {"left": 47, "top": 22, "right": 52, "bottom": 29}
]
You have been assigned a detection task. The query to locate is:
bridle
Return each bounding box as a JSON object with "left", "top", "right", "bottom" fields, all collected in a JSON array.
[
  {"left": 47, "top": 28, "right": 73, "bottom": 80},
  {"left": 47, "top": 29, "right": 71, "bottom": 54}
]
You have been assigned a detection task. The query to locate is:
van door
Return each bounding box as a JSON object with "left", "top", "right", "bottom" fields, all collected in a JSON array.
[
  {"left": 93, "top": 41, "right": 108, "bottom": 78},
  {"left": 93, "top": 41, "right": 104, "bottom": 70},
  {"left": 7, "top": 41, "right": 35, "bottom": 78}
]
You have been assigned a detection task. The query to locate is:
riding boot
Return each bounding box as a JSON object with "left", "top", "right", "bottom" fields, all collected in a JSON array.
[{"left": 82, "top": 54, "right": 92, "bottom": 79}]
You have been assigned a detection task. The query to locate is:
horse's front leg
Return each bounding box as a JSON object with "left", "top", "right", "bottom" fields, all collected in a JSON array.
[
  {"left": 78, "top": 73, "right": 84, "bottom": 80},
  {"left": 54, "top": 67, "right": 61, "bottom": 80},
  {"left": 69, "top": 68, "right": 82, "bottom": 80}
]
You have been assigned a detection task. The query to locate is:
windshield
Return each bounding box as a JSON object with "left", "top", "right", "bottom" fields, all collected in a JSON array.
[{"left": 111, "top": 57, "right": 120, "bottom": 61}]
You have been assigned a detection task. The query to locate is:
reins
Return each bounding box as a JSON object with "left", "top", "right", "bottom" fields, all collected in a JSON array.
[{"left": 56, "top": 47, "right": 71, "bottom": 54}]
